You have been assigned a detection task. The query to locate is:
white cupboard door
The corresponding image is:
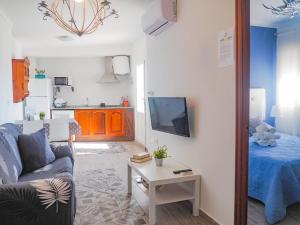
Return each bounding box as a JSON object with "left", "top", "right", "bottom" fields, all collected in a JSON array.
[{"left": 51, "top": 110, "right": 75, "bottom": 119}]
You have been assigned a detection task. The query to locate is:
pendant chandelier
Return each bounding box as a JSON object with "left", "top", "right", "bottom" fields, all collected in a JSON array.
[
  {"left": 263, "top": 0, "right": 300, "bottom": 18},
  {"left": 38, "top": 0, "right": 119, "bottom": 37}
]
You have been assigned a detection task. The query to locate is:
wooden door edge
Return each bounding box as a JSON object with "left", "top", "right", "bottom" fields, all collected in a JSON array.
[{"left": 235, "top": 0, "right": 250, "bottom": 225}]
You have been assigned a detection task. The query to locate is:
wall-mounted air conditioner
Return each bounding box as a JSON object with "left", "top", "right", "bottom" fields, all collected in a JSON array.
[{"left": 142, "top": 0, "right": 177, "bottom": 36}]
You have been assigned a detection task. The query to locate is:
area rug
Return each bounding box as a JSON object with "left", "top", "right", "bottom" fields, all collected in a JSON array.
[
  {"left": 74, "top": 143, "right": 127, "bottom": 155},
  {"left": 74, "top": 143, "right": 147, "bottom": 225}
]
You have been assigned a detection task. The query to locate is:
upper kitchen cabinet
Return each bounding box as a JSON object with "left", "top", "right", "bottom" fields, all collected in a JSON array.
[{"left": 12, "top": 57, "right": 30, "bottom": 103}]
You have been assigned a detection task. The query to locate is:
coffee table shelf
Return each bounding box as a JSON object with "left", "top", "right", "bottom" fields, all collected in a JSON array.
[{"left": 134, "top": 178, "right": 194, "bottom": 205}]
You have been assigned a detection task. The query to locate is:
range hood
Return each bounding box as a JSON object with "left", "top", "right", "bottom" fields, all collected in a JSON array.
[{"left": 98, "top": 57, "right": 119, "bottom": 84}]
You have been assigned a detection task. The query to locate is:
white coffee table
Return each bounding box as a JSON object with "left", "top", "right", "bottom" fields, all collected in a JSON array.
[{"left": 127, "top": 158, "right": 201, "bottom": 225}]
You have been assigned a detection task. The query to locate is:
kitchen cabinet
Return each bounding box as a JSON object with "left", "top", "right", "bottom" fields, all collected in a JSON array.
[
  {"left": 12, "top": 57, "right": 30, "bottom": 103},
  {"left": 74, "top": 108, "right": 134, "bottom": 141},
  {"left": 106, "top": 110, "right": 125, "bottom": 137},
  {"left": 91, "top": 110, "right": 106, "bottom": 136},
  {"left": 75, "top": 110, "right": 91, "bottom": 136}
]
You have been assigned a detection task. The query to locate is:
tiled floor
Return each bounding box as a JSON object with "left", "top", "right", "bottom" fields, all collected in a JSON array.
[{"left": 73, "top": 141, "right": 217, "bottom": 225}]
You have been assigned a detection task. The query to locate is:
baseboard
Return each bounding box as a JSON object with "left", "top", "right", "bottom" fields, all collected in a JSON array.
[
  {"left": 199, "top": 209, "right": 220, "bottom": 225},
  {"left": 133, "top": 140, "right": 147, "bottom": 151}
]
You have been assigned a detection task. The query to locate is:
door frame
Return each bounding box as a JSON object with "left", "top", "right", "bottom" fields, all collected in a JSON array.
[{"left": 235, "top": 0, "right": 250, "bottom": 225}]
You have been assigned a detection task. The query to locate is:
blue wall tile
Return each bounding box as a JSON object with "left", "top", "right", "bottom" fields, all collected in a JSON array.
[{"left": 250, "top": 26, "right": 277, "bottom": 126}]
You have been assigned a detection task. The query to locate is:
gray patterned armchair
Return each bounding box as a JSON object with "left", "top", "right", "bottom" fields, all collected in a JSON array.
[{"left": 0, "top": 123, "right": 76, "bottom": 225}]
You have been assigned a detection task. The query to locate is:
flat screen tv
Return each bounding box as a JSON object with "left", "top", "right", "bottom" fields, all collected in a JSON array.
[{"left": 148, "top": 97, "right": 190, "bottom": 137}]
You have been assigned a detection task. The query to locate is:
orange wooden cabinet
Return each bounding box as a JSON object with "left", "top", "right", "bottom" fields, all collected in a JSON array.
[
  {"left": 12, "top": 57, "right": 30, "bottom": 103},
  {"left": 91, "top": 110, "right": 106, "bottom": 136},
  {"left": 75, "top": 108, "right": 134, "bottom": 141},
  {"left": 75, "top": 110, "right": 91, "bottom": 136},
  {"left": 106, "top": 109, "right": 125, "bottom": 137}
]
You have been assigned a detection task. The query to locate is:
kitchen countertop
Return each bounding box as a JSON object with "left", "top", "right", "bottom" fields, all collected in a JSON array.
[{"left": 51, "top": 105, "right": 134, "bottom": 110}]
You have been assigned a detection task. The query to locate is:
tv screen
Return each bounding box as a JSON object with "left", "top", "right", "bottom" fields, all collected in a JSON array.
[{"left": 148, "top": 97, "right": 190, "bottom": 137}]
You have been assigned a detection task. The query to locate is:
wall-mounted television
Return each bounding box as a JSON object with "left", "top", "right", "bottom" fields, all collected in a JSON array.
[{"left": 148, "top": 97, "right": 190, "bottom": 137}]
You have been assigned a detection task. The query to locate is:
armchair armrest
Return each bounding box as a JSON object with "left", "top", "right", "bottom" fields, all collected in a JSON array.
[
  {"left": 50, "top": 144, "right": 74, "bottom": 165},
  {"left": 0, "top": 174, "right": 75, "bottom": 225}
]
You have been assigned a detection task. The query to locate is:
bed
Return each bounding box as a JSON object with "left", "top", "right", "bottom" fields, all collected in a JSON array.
[{"left": 249, "top": 133, "right": 300, "bottom": 224}]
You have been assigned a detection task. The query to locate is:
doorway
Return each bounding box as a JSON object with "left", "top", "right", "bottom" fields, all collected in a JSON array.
[
  {"left": 236, "top": 0, "right": 300, "bottom": 225},
  {"left": 235, "top": 0, "right": 250, "bottom": 225}
]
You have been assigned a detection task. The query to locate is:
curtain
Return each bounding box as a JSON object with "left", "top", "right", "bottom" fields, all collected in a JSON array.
[{"left": 276, "top": 29, "right": 300, "bottom": 136}]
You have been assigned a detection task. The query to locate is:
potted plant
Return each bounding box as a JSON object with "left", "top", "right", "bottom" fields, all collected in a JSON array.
[
  {"left": 35, "top": 69, "right": 46, "bottom": 79},
  {"left": 39, "top": 112, "right": 46, "bottom": 120},
  {"left": 153, "top": 145, "right": 168, "bottom": 167}
]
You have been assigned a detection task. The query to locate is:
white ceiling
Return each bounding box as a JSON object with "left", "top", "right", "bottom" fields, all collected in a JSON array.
[
  {"left": 0, "top": 0, "right": 149, "bottom": 50},
  {"left": 251, "top": 0, "right": 295, "bottom": 27}
]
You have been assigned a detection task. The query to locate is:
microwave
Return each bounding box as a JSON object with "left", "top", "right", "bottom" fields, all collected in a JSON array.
[{"left": 53, "top": 76, "right": 72, "bottom": 86}]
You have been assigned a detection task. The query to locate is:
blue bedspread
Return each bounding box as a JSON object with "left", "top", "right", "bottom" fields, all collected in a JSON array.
[{"left": 249, "top": 133, "right": 300, "bottom": 224}]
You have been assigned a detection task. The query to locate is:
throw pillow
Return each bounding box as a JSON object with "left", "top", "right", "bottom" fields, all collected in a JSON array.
[
  {"left": 249, "top": 117, "right": 262, "bottom": 136},
  {"left": 18, "top": 128, "right": 55, "bottom": 173}
]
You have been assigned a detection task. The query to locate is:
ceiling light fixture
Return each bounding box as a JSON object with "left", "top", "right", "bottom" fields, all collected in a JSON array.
[
  {"left": 263, "top": 0, "right": 300, "bottom": 18},
  {"left": 38, "top": 0, "right": 119, "bottom": 37}
]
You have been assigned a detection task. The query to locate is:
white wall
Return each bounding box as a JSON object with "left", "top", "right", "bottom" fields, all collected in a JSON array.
[
  {"left": 0, "top": 8, "right": 23, "bottom": 124},
  {"left": 131, "top": 37, "right": 147, "bottom": 145},
  {"left": 36, "top": 57, "right": 132, "bottom": 106},
  {"left": 145, "top": 1, "right": 235, "bottom": 225},
  {"left": 24, "top": 44, "right": 133, "bottom": 58}
]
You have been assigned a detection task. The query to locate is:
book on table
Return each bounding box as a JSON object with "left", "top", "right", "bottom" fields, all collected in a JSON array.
[
  {"left": 130, "top": 156, "right": 152, "bottom": 163},
  {"left": 132, "top": 152, "right": 151, "bottom": 160}
]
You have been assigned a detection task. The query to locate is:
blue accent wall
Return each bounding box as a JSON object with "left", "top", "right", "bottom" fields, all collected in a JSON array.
[{"left": 250, "top": 26, "right": 277, "bottom": 126}]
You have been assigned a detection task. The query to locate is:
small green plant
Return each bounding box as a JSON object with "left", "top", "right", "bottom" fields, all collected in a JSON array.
[
  {"left": 35, "top": 69, "right": 46, "bottom": 75},
  {"left": 39, "top": 112, "right": 46, "bottom": 120},
  {"left": 153, "top": 145, "right": 168, "bottom": 159}
]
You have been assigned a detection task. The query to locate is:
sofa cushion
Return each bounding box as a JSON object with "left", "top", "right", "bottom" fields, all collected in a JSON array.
[
  {"left": 18, "top": 128, "right": 55, "bottom": 173},
  {"left": 0, "top": 135, "right": 19, "bottom": 184},
  {"left": 0, "top": 131, "right": 23, "bottom": 176},
  {"left": 18, "top": 157, "right": 73, "bottom": 182},
  {"left": 50, "top": 144, "right": 74, "bottom": 165},
  {"left": 0, "top": 123, "right": 22, "bottom": 140}
]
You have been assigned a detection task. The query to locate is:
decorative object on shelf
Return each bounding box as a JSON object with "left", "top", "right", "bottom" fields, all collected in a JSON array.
[
  {"left": 37, "top": 0, "right": 119, "bottom": 37},
  {"left": 39, "top": 112, "right": 46, "bottom": 120},
  {"left": 35, "top": 69, "right": 46, "bottom": 79},
  {"left": 121, "top": 96, "right": 129, "bottom": 107},
  {"left": 153, "top": 145, "right": 168, "bottom": 167},
  {"left": 263, "top": 0, "right": 300, "bottom": 18}
]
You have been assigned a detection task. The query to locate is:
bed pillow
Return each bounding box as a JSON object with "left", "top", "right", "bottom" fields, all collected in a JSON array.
[
  {"left": 18, "top": 128, "right": 55, "bottom": 173},
  {"left": 249, "top": 117, "right": 262, "bottom": 136}
]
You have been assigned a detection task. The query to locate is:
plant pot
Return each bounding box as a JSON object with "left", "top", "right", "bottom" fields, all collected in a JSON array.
[{"left": 155, "top": 158, "right": 163, "bottom": 167}]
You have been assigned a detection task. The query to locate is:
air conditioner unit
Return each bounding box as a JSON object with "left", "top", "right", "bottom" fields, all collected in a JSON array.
[{"left": 142, "top": 0, "right": 177, "bottom": 36}]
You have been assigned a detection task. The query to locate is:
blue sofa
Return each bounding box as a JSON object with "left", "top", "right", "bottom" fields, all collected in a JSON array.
[{"left": 0, "top": 123, "right": 76, "bottom": 225}]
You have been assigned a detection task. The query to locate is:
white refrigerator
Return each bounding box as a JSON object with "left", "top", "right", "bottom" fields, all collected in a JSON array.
[{"left": 25, "top": 78, "right": 53, "bottom": 120}]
